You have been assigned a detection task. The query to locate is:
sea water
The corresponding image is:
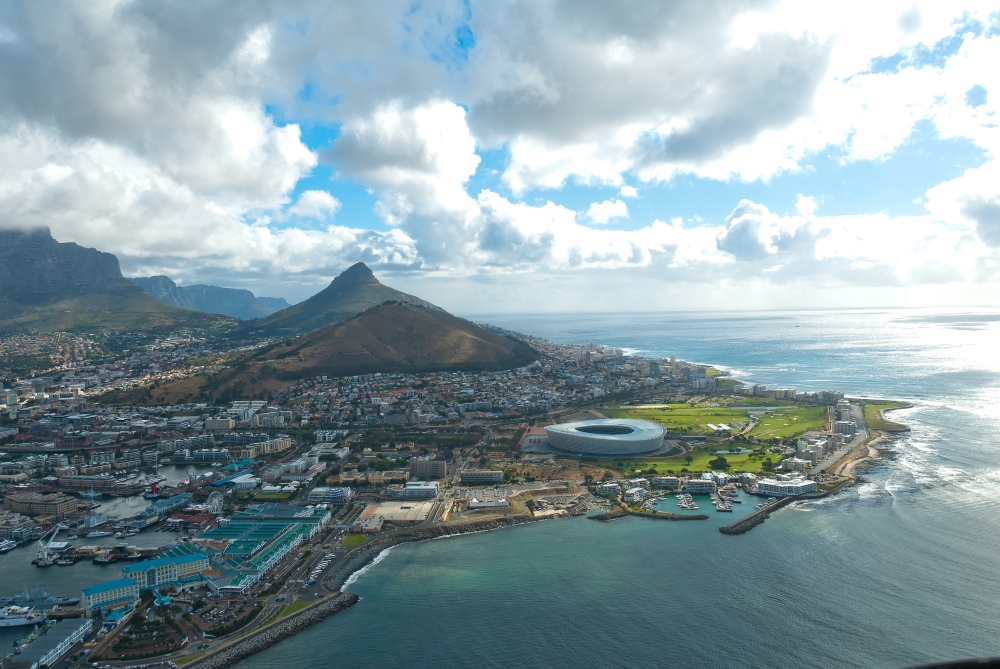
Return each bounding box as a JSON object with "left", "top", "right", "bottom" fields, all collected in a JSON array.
[{"left": 233, "top": 307, "right": 1000, "bottom": 669}]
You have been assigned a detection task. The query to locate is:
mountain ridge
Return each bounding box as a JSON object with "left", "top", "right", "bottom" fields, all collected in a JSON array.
[
  {"left": 108, "top": 302, "right": 538, "bottom": 405},
  {"left": 131, "top": 275, "right": 290, "bottom": 320}
]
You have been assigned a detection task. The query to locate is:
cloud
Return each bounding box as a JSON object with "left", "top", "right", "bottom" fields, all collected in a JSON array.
[
  {"left": 961, "top": 198, "right": 1000, "bottom": 248},
  {"left": 0, "top": 1, "right": 997, "bottom": 307},
  {"left": 288, "top": 190, "right": 341, "bottom": 219},
  {"left": 587, "top": 199, "right": 629, "bottom": 224}
]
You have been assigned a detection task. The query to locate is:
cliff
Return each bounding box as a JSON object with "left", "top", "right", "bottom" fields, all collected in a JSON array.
[{"left": 0, "top": 227, "right": 233, "bottom": 334}]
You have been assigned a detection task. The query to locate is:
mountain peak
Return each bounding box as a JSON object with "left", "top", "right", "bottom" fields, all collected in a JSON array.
[{"left": 333, "top": 262, "right": 378, "bottom": 286}]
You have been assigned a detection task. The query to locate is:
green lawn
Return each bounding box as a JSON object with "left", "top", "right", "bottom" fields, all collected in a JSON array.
[
  {"left": 862, "top": 400, "right": 910, "bottom": 431},
  {"left": 605, "top": 399, "right": 825, "bottom": 440},
  {"left": 594, "top": 445, "right": 775, "bottom": 476},
  {"left": 746, "top": 405, "right": 827, "bottom": 441},
  {"left": 175, "top": 654, "right": 204, "bottom": 666},
  {"left": 340, "top": 534, "right": 370, "bottom": 547},
  {"left": 281, "top": 602, "right": 310, "bottom": 617}
]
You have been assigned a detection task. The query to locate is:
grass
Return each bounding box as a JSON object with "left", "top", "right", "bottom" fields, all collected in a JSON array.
[
  {"left": 746, "top": 405, "right": 827, "bottom": 441},
  {"left": 605, "top": 398, "right": 826, "bottom": 440},
  {"left": 594, "top": 445, "right": 775, "bottom": 476},
  {"left": 255, "top": 493, "right": 293, "bottom": 500},
  {"left": 281, "top": 602, "right": 310, "bottom": 617},
  {"left": 340, "top": 534, "right": 370, "bottom": 547},
  {"left": 862, "top": 400, "right": 911, "bottom": 431},
  {"left": 175, "top": 654, "right": 204, "bottom": 666}
]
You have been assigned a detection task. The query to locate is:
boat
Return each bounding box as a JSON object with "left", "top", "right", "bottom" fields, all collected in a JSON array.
[
  {"left": 55, "top": 558, "right": 76, "bottom": 566},
  {"left": 0, "top": 588, "right": 80, "bottom": 610},
  {"left": 92, "top": 552, "right": 115, "bottom": 565},
  {"left": 0, "top": 607, "right": 47, "bottom": 628},
  {"left": 143, "top": 482, "right": 160, "bottom": 500},
  {"left": 86, "top": 531, "right": 112, "bottom": 538},
  {"left": 0, "top": 540, "right": 16, "bottom": 553}
]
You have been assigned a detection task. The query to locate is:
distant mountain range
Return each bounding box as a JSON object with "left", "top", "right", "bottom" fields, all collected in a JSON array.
[
  {"left": 0, "top": 228, "right": 232, "bottom": 335},
  {"left": 111, "top": 301, "right": 538, "bottom": 404},
  {"left": 226, "top": 262, "right": 443, "bottom": 337},
  {"left": 131, "top": 275, "right": 291, "bottom": 321}
]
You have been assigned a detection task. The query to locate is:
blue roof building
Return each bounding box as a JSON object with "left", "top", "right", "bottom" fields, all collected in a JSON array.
[{"left": 82, "top": 578, "right": 138, "bottom": 614}]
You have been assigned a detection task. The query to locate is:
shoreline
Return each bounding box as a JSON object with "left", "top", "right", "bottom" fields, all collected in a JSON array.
[{"left": 103, "top": 399, "right": 916, "bottom": 668}]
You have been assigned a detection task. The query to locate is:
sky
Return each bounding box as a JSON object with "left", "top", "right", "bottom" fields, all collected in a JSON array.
[{"left": 1, "top": 1, "right": 999, "bottom": 314}]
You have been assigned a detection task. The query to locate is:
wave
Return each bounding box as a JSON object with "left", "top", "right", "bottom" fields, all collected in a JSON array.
[{"left": 343, "top": 546, "right": 394, "bottom": 589}]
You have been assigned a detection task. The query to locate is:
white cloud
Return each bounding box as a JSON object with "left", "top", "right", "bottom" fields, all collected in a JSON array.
[
  {"left": 587, "top": 199, "right": 629, "bottom": 224},
  {"left": 0, "top": 2, "right": 997, "bottom": 308},
  {"left": 288, "top": 190, "right": 341, "bottom": 219}
]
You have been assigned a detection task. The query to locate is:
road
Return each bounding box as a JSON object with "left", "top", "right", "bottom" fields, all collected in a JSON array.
[{"left": 814, "top": 403, "right": 869, "bottom": 473}]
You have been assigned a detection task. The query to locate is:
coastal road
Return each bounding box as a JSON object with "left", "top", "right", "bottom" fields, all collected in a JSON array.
[{"left": 814, "top": 403, "right": 869, "bottom": 473}]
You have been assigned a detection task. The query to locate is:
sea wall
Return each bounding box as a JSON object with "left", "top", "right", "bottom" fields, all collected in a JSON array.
[{"left": 183, "top": 592, "right": 359, "bottom": 669}]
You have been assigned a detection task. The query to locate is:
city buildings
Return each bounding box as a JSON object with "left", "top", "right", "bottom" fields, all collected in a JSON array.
[{"left": 307, "top": 486, "right": 354, "bottom": 504}]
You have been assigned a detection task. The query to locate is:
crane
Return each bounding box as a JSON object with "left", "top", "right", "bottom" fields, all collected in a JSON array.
[{"left": 32, "top": 523, "right": 68, "bottom": 567}]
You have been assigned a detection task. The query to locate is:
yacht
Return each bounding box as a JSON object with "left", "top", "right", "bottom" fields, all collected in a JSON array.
[
  {"left": 86, "top": 531, "right": 112, "bottom": 538},
  {"left": 0, "top": 540, "right": 17, "bottom": 553}
]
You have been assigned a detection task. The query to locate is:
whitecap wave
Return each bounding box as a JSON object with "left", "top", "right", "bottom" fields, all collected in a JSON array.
[{"left": 343, "top": 547, "right": 393, "bottom": 590}]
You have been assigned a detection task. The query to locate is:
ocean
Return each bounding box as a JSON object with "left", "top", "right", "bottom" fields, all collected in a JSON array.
[{"left": 233, "top": 307, "right": 1000, "bottom": 669}]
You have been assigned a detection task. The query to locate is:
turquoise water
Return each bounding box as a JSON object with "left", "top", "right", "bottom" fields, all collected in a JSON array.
[{"left": 231, "top": 307, "right": 1000, "bottom": 669}]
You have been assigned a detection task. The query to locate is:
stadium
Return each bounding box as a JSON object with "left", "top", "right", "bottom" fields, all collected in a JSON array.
[{"left": 544, "top": 418, "right": 665, "bottom": 456}]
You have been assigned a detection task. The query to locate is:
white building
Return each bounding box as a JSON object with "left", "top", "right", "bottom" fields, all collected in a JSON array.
[
  {"left": 623, "top": 487, "right": 648, "bottom": 502},
  {"left": 595, "top": 482, "right": 621, "bottom": 496},
  {"left": 685, "top": 479, "right": 716, "bottom": 494},
  {"left": 308, "top": 487, "right": 354, "bottom": 504},
  {"left": 756, "top": 478, "right": 817, "bottom": 497},
  {"left": 653, "top": 476, "right": 680, "bottom": 489},
  {"left": 386, "top": 481, "right": 439, "bottom": 499}
]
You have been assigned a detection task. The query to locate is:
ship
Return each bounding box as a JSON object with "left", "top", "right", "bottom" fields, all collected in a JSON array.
[
  {"left": 86, "top": 531, "right": 112, "bottom": 538},
  {"left": 0, "top": 587, "right": 81, "bottom": 609},
  {"left": 143, "top": 482, "right": 160, "bottom": 500},
  {"left": 0, "top": 540, "right": 16, "bottom": 553},
  {"left": 0, "top": 606, "right": 48, "bottom": 628}
]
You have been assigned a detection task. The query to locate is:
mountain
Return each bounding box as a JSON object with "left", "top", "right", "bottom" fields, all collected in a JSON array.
[
  {"left": 227, "top": 262, "right": 442, "bottom": 337},
  {"left": 109, "top": 302, "right": 538, "bottom": 405},
  {"left": 0, "top": 228, "right": 232, "bottom": 334},
  {"left": 131, "top": 275, "right": 291, "bottom": 320}
]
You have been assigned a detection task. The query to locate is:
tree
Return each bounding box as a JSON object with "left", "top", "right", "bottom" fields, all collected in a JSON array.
[
  {"left": 684, "top": 454, "right": 693, "bottom": 465},
  {"left": 601, "top": 471, "right": 613, "bottom": 482},
  {"left": 761, "top": 457, "right": 775, "bottom": 472},
  {"left": 584, "top": 474, "right": 594, "bottom": 484},
  {"left": 709, "top": 456, "right": 729, "bottom": 470}
]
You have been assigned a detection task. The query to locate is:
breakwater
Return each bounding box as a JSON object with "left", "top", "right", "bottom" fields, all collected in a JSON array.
[
  {"left": 184, "top": 592, "right": 359, "bottom": 669},
  {"left": 629, "top": 509, "right": 709, "bottom": 520},
  {"left": 718, "top": 497, "right": 796, "bottom": 535}
]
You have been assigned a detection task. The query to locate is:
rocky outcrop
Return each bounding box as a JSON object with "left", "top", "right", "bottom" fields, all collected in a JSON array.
[
  {"left": 132, "top": 275, "right": 290, "bottom": 320},
  {"left": 183, "top": 593, "right": 359, "bottom": 669},
  {"left": 0, "top": 227, "right": 138, "bottom": 305}
]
